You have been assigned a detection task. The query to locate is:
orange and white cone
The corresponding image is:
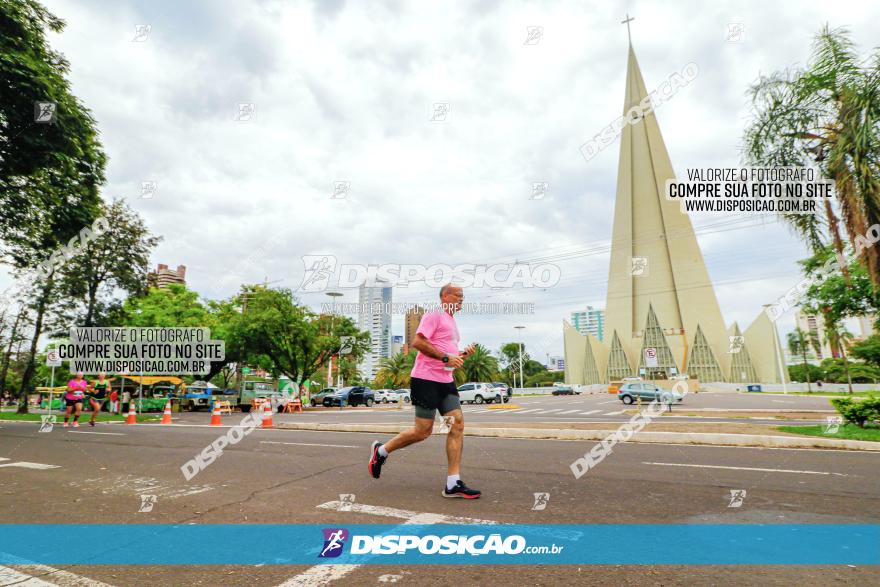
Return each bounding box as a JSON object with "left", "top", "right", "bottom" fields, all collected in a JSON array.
[
  {"left": 125, "top": 402, "right": 137, "bottom": 425},
  {"left": 209, "top": 403, "right": 222, "bottom": 426},
  {"left": 160, "top": 400, "right": 173, "bottom": 425},
  {"left": 262, "top": 401, "right": 274, "bottom": 428}
]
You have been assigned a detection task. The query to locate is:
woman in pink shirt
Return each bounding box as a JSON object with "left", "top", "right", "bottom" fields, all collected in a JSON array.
[{"left": 63, "top": 371, "right": 88, "bottom": 428}]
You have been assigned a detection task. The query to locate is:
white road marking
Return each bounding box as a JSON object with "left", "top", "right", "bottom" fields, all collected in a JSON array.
[
  {"left": 597, "top": 400, "right": 617, "bottom": 405},
  {"left": 277, "top": 502, "right": 499, "bottom": 586},
  {"left": 535, "top": 409, "right": 563, "bottom": 414},
  {"left": 0, "top": 462, "right": 60, "bottom": 470},
  {"left": 260, "top": 441, "right": 359, "bottom": 448},
  {"left": 67, "top": 431, "right": 124, "bottom": 436},
  {"left": 642, "top": 462, "right": 848, "bottom": 476},
  {"left": 0, "top": 566, "right": 56, "bottom": 586},
  {"left": 604, "top": 410, "right": 625, "bottom": 415},
  {"left": 15, "top": 565, "right": 117, "bottom": 587},
  {"left": 0, "top": 457, "right": 9, "bottom": 462},
  {"left": 515, "top": 409, "right": 542, "bottom": 414},
  {"left": 67, "top": 474, "right": 214, "bottom": 499},
  {"left": 558, "top": 410, "right": 582, "bottom": 414},
  {"left": 275, "top": 564, "right": 361, "bottom": 586},
  {"left": 580, "top": 410, "right": 601, "bottom": 415}
]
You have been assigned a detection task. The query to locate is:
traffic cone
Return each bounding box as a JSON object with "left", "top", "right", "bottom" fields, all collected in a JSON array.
[
  {"left": 125, "top": 402, "right": 137, "bottom": 425},
  {"left": 262, "top": 401, "right": 274, "bottom": 428},
  {"left": 161, "top": 400, "right": 173, "bottom": 425},
  {"left": 209, "top": 403, "right": 222, "bottom": 426}
]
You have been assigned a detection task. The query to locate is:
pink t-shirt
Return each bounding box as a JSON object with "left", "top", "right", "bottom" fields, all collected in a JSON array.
[
  {"left": 410, "top": 311, "right": 460, "bottom": 383},
  {"left": 65, "top": 379, "right": 88, "bottom": 400}
]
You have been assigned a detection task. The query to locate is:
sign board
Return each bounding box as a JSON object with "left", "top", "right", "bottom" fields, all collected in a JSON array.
[
  {"left": 241, "top": 367, "right": 252, "bottom": 375},
  {"left": 669, "top": 366, "right": 678, "bottom": 375},
  {"left": 46, "top": 349, "right": 62, "bottom": 367},
  {"left": 644, "top": 347, "right": 658, "bottom": 368},
  {"left": 339, "top": 336, "right": 355, "bottom": 355}
]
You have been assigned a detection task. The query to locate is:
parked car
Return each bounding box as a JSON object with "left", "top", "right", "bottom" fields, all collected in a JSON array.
[
  {"left": 551, "top": 385, "right": 576, "bottom": 396},
  {"left": 457, "top": 382, "right": 501, "bottom": 404},
  {"left": 310, "top": 387, "right": 337, "bottom": 407},
  {"left": 323, "top": 386, "right": 375, "bottom": 407},
  {"left": 182, "top": 382, "right": 236, "bottom": 411},
  {"left": 374, "top": 389, "right": 394, "bottom": 403},
  {"left": 394, "top": 389, "right": 411, "bottom": 403},
  {"left": 491, "top": 382, "right": 511, "bottom": 401},
  {"left": 617, "top": 383, "right": 683, "bottom": 405}
]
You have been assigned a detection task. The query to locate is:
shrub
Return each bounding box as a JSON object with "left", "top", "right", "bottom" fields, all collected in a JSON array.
[{"left": 831, "top": 396, "right": 880, "bottom": 428}]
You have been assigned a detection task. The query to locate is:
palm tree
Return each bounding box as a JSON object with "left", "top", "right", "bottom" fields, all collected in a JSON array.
[
  {"left": 744, "top": 26, "right": 880, "bottom": 287},
  {"left": 375, "top": 350, "right": 416, "bottom": 389},
  {"left": 825, "top": 324, "right": 855, "bottom": 394},
  {"left": 461, "top": 344, "right": 499, "bottom": 383},
  {"left": 788, "top": 327, "right": 819, "bottom": 391}
]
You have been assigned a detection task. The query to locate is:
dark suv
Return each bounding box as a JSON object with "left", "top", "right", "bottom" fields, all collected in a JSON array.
[{"left": 323, "top": 386, "right": 375, "bottom": 407}]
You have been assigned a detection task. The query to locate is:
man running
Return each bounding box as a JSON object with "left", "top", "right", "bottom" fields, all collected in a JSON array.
[
  {"left": 368, "top": 284, "right": 480, "bottom": 498},
  {"left": 63, "top": 372, "right": 88, "bottom": 428},
  {"left": 86, "top": 372, "right": 110, "bottom": 427}
]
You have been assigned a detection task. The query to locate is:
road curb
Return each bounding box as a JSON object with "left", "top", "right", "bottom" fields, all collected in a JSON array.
[{"left": 274, "top": 422, "right": 880, "bottom": 451}]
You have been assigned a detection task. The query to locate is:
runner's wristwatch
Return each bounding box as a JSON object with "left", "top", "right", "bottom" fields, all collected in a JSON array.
[{"left": 442, "top": 355, "right": 449, "bottom": 363}]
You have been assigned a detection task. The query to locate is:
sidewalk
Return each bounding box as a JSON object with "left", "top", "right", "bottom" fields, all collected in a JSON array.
[{"left": 275, "top": 421, "right": 880, "bottom": 451}]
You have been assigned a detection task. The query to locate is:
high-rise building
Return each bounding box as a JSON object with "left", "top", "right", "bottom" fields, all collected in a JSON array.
[
  {"left": 358, "top": 279, "right": 392, "bottom": 380},
  {"left": 795, "top": 311, "right": 835, "bottom": 360},
  {"left": 391, "top": 335, "right": 404, "bottom": 357},
  {"left": 404, "top": 305, "right": 426, "bottom": 345},
  {"left": 147, "top": 264, "right": 187, "bottom": 289},
  {"left": 571, "top": 306, "right": 605, "bottom": 342},
  {"left": 563, "top": 38, "right": 785, "bottom": 385}
]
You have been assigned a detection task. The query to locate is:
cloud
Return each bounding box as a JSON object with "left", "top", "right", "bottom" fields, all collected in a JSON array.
[{"left": 7, "top": 0, "right": 876, "bottom": 356}]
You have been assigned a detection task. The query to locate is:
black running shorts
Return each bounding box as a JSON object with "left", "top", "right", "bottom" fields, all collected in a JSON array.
[{"left": 410, "top": 377, "right": 461, "bottom": 419}]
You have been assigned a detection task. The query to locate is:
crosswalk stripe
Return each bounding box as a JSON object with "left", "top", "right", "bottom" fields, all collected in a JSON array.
[
  {"left": 580, "top": 409, "right": 601, "bottom": 415},
  {"left": 604, "top": 410, "right": 625, "bottom": 416},
  {"left": 0, "top": 462, "right": 60, "bottom": 470},
  {"left": 558, "top": 409, "right": 582, "bottom": 414},
  {"left": 516, "top": 409, "right": 542, "bottom": 414}
]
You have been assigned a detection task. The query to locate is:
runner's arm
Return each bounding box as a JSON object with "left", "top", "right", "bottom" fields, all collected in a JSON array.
[{"left": 411, "top": 334, "right": 447, "bottom": 360}]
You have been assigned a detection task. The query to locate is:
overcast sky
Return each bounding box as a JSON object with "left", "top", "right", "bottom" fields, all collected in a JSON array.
[{"left": 13, "top": 0, "right": 880, "bottom": 359}]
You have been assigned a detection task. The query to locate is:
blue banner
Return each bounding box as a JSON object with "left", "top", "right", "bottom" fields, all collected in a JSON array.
[{"left": 0, "top": 524, "right": 876, "bottom": 565}]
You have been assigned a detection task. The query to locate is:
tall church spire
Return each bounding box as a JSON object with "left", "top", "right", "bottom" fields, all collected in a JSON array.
[{"left": 602, "top": 43, "right": 729, "bottom": 382}]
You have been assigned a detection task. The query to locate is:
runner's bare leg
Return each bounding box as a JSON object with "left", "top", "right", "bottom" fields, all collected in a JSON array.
[
  {"left": 383, "top": 417, "right": 433, "bottom": 453},
  {"left": 444, "top": 408, "right": 464, "bottom": 475}
]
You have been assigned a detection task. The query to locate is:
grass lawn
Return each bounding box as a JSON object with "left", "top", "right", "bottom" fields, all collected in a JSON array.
[
  {"left": 777, "top": 424, "right": 880, "bottom": 442},
  {"left": 764, "top": 391, "right": 876, "bottom": 397},
  {"left": 0, "top": 412, "right": 160, "bottom": 423}
]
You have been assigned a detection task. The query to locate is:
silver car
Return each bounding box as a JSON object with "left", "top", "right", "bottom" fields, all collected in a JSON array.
[{"left": 617, "top": 383, "right": 683, "bottom": 405}]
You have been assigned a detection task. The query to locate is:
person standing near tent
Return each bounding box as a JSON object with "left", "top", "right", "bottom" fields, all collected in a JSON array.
[
  {"left": 86, "top": 372, "right": 110, "bottom": 427},
  {"left": 63, "top": 372, "right": 88, "bottom": 428}
]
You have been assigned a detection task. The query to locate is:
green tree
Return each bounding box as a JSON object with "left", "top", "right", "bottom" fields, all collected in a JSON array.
[
  {"left": 461, "top": 343, "right": 499, "bottom": 383},
  {"left": 787, "top": 327, "right": 820, "bottom": 391},
  {"left": 744, "top": 26, "right": 880, "bottom": 286},
  {"left": 851, "top": 334, "right": 880, "bottom": 368},
  {"left": 0, "top": 0, "right": 107, "bottom": 411},
  {"left": 61, "top": 199, "right": 161, "bottom": 326},
  {"left": 375, "top": 350, "right": 416, "bottom": 388},
  {"left": 234, "top": 287, "right": 368, "bottom": 386}
]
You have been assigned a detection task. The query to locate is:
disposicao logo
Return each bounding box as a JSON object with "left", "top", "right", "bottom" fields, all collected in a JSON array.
[{"left": 319, "top": 528, "right": 349, "bottom": 558}]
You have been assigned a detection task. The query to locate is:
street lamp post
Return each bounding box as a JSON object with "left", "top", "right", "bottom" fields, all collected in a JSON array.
[
  {"left": 327, "top": 292, "right": 343, "bottom": 387},
  {"left": 763, "top": 304, "right": 788, "bottom": 395},
  {"left": 514, "top": 325, "right": 526, "bottom": 392}
]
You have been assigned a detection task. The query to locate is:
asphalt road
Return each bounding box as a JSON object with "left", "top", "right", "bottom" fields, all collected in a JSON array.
[
  {"left": 1, "top": 418, "right": 877, "bottom": 586},
  {"left": 155, "top": 392, "right": 837, "bottom": 428}
]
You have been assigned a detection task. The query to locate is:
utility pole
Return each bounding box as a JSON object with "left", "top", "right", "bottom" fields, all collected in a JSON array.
[{"left": 514, "top": 325, "right": 526, "bottom": 391}]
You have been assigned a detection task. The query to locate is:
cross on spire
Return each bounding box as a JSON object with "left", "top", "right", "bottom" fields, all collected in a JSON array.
[{"left": 621, "top": 13, "right": 634, "bottom": 45}]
